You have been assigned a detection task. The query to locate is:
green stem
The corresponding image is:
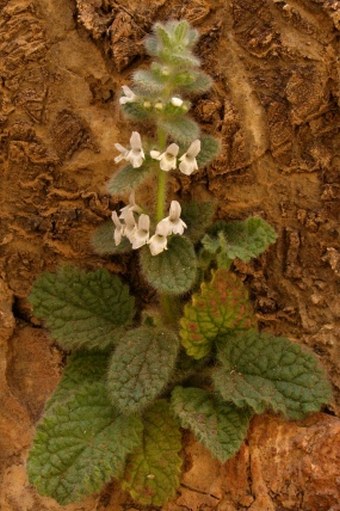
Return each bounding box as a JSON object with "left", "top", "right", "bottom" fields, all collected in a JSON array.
[
  {"left": 154, "top": 128, "right": 179, "bottom": 325},
  {"left": 159, "top": 294, "right": 181, "bottom": 326}
]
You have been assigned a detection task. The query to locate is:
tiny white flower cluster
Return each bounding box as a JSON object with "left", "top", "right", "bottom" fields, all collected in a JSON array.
[
  {"left": 112, "top": 193, "right": 187, "bottom": 256},
  {"left": 115, "top": 131, "right": 201, "bottom": 176},
  {"left": 119, "top": 86, "right": 187, "bottom": 112}
]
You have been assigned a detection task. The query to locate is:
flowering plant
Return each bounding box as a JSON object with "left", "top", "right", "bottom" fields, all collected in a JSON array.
[{"left": 27, "top": 20, "right": 331, "bottom": 507}]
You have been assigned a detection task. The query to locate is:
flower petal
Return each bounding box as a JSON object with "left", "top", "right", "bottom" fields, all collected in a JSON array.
[
  {"left": 119, "top": 191, "right": 142, "bottom": 220},
  {"left": 178, "top": 158, "right": 195, "bottom": 175},
  {"left": 187, "top": 139, "right": 201, "bottom": 157},
  {"left": 159, "top": 156, "right": 175, "bottom": 171},
  {"left": 150, "top": 150, "right": 161, "bottom": 160},
  {"left": 171, "top": 97, "right": 184, "bottom": 107},
  {"left": 148, "top": 233, "right": 168, "bottom": 256},
  {"left": 167, "top": 143, "right": 180, "bottom": 156},
  {"left": 169, "top": 200, "right": 181, "bottom": 221},
  {"left": 111, "top": 211, "right": 124, "bottom": 246},
  {"left": 119, "top": 85, "right": 136, "bottom": 105},
  {"left": 114, "top": 143, "right": 129, "bottom": 163},
  {"left": 130, "top": 131, "right": 142, "bottom": 150},
  {"left": 128, "top": 152, "right": 145, "bottom": 168},
  {"left": 131, "top": 214, "right": 150, "bottom": 249},
  {"left": 124, "top": 210, "right": 137, "bottom": 241}
]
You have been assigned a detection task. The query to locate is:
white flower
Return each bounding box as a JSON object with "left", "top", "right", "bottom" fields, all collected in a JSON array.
[
  {"left": 111, "top": 211, "right": 124, "bottom": 246},
  {"left": 114, "top": 131, "right": 145, "bottom": 168},
  {"left": 123, "top": 210, "right": 137, "bottom": 242},
  {"left": 114, "top": 143, "right": 129, "bottom": 164},
  {"left": 119, "top": 191, "right": 142, "bottom": 220},
  {"left": 179, "top": 139, "right": 201, "bottom": 175},
  {"left": 130, "top": 214, "right": 150, "bottom": 249},
  {"left": 119, "top": 85, "right": 136, "bottom": 105},
  {"left": 150, "top": 143, "right": 179, "bottom": 171},
  {"left": 158, "top": 200, "right": 187, "bottom": 236},
  {"left": 171, "top": 96, "right": 184, "bottom": 107},
  {"left": 148, "top": 221, "right": 169, "bottom": 256},
  {"left": 126, "top": 131, "right": 145, "bottom": 168}
]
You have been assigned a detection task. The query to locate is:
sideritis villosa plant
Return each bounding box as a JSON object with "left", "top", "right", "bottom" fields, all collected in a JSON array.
[{"left": 27, "top": 20, "right": 332, "bottom": 507}]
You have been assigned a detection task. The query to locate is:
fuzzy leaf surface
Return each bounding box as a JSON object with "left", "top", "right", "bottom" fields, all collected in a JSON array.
[
  {"left": 91, "top": 221, "right": 132, "bottom": 256},
  {"left": 140, "top": 235, "right": 197, "bottom": 295},
  {"left": 196, "top": 135, "right": 220, "bottom": 167},
  {"left": 182, "top": 71, "right": 213, "bottom": 93},
  {"left": 133, "top": 69, "right": 164, "bottom": 94},
  {"left": 213, "top": 330, "right": 332, "bottom": 419},
  {"left": 180, "top": 269, "right": 255, "bottom": 359},
  {"left": 29, "top": 267, "right": 134, "bottom": 350},
  {"left": 107, "top": 163, "right": 153, "bottom": 195},
  {"left": 123, "top": 103, "right": 153, "bottom": 121},
  {"left": 122, "top": 400, "right": 182, "bottom": 506},
  {"left": 107, "top": 327, "right": 180, "bottom": 414},
  {"left": 28, "top": 381, "right": 143, "bottom": 505},
  {"left": 181, "top": 200, "right": 216, "bottom": 243},
  {"left": 171, "top": 387, "right": 250, "bottom": 462},
  {"left": 45, "top": 351, "right": 109, "bottom": 411},
  {"left": 159, "top": 117, "right": 200, "bottom": 145},
  {"left": 205, "top": 217, "right": 277, "bottom": 263}
]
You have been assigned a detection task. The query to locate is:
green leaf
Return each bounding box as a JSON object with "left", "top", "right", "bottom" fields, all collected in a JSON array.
[
  {"left": 182, "top": 71, "right": 213, "bottom": 93},
  {"left": 29, "top": 267, "right": 135, "bottom": 350},
  {"left": 140, "top": 235, "right": 197, "bottom": 295},
  {"left": 159, "top": 117, "right": 200, "bottom": 145},
  {"left": 174, "top": 20, "right": 190, "bottom": 43},
  {"left": 213, "top": 330, "right": 332, "bottom": 420},
  {"left": 151, "top": 22, "right": 200, "bottom": 67},
  {"left": 171, "top": 387, "right": 250, "bottom": 462},
  {"left": 108, "top": 163, "right": 154, "bottom": 196},
  {"left": 122, "top": 400, "right": 182, "bottom": 506},
  {"left": 162, "top": 49, "right": 200, "bottom": 68},
  {"left": 46, "top": 351, "right": 109, "bottom": 411},
  {"left": 165, "top": 20, "right": 198, "bottom": 48},
  {"left": 144, "top": 35, "right": 159, "bottom": 56},
  {"left": 196, "top": 135, "right": 220, "bottom": 167},
  {"left": 205, "top": 216, "right": 277, "bottom": 263},
  {"left": 133, "top": 69, "right": 164, "bottom": 95},
  {"left": 121, "top": 101, "right": 153, "bottom": 120},
  {"left": 91, "top": 220, "right": 132, "bottom": 256},
  {"left": 154, "top": 23, "right": 173, "bottom": 49},
  {"left": 180, "top": 269, "right": 255, "bottom": 359},
  {"left": 181, "top": 200, "right": 217, "bottom": 243},
  {"left": 107, "top": 327, "right": 180, "bottom": 414},
  {"left": 28, "top": 381, "right": 143, "bottom": 505}
]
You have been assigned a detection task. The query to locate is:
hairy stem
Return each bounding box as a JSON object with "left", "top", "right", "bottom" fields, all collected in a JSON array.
[{"left": 155, "top": 128, "right": 180, "bottom": 325}]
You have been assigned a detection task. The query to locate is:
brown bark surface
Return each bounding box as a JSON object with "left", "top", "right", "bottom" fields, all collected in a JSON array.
[{"left": 0, "top": 0, "right": 339, "bottom": 510}]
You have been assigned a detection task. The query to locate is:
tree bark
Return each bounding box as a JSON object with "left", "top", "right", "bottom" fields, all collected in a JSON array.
[{"left": 0, "top": 0, "right": 339, "bottom": 509}]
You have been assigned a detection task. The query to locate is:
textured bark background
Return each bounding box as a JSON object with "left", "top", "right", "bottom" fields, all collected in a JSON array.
[{"left": 0, "top": 0, "right": 340, "bottom": 510}]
